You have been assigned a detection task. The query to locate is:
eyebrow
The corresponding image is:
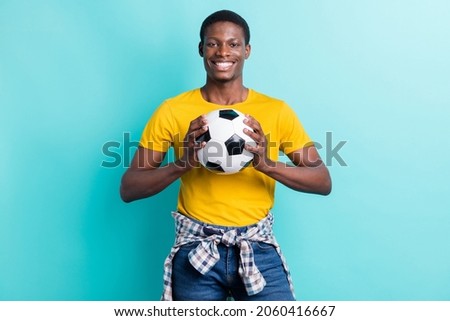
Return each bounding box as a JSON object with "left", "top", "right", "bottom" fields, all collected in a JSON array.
[{"left": 204, "top": 37, "right": 242, "bottom": 42}]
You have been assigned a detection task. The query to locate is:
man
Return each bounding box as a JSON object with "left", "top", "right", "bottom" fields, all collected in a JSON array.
[{"left": 120, "top": 10, "right": 331, "bottom": 301}]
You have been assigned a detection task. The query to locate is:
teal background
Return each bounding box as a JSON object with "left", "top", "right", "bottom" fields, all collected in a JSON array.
[{"left": 1, "top": 0, "right": 449, "bottom": 300}]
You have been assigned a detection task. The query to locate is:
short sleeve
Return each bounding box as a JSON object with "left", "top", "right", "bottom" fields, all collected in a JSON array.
[
  {"left": 278, "top": 103, "right": 314, "bottom": 155},
  {"left": 139, "top": 101, "right": 174, "bottom": 152}
]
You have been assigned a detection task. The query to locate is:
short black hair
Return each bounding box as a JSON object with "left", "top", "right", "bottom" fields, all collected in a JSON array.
[{"left": 200, "top": 10, "right": 250, "bottom": 45}]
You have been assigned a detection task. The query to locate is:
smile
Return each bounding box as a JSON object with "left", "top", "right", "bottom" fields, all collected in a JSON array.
[{"left": 212, "top": 61, "right": 234, "bottom": 71}]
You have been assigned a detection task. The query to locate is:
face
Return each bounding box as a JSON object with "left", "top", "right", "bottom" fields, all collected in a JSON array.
[{"left": 200, "top": 21, "right": 251, "bottom": 83}]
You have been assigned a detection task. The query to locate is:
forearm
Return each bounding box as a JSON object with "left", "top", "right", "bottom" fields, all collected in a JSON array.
[
  {"left": 120, "top": 160, "right": 188, "bottom": 202},
  {"left": 260, "top": 160, "right": 332, "bottom": 195}
]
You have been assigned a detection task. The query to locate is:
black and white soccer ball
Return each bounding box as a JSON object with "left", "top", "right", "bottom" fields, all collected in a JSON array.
[{"left": 196, "top": 109, "right": 256, "bottom": 174}]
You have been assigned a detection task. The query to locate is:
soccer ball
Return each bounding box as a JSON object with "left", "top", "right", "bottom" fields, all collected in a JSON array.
[{"left": 196, "top": 109, "right": 256, "bottom": 174}]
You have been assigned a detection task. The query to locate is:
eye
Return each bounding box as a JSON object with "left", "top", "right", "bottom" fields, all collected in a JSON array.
[
  {"left": 207, "top": 42, "right": 218, "bottom": 48},
  {"left": 230, "top": 42, "right": 240, "bottom": 48}
]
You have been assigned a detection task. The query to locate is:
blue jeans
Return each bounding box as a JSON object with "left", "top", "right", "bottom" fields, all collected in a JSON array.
[{"left": 171, "top": 240, "right": 295, "bottom": 301}]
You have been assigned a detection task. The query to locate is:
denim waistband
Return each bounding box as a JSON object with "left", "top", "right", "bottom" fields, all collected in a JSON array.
[{"left": 176, "top": 211, "right": 261, "bottom": 235}]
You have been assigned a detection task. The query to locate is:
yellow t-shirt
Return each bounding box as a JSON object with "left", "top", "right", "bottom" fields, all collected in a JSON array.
[{"left": 139, "top": 88, "right": 312, "bottom": 226}]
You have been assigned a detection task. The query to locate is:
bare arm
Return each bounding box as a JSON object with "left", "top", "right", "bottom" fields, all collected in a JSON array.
[
  {"left": 244, "top": 115, "right": 332, "bottom": 195},
  {"left": 120, "top": 147, "right": 185, "bottom": 202},
  {"left": 120, "top": 115, "right": 208, "bottom": 202},
  {"left": 257, "top": 146, "right": 331, "bottom": 195}
]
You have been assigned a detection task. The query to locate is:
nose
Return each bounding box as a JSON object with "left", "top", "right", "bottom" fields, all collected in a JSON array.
[{"left": 216, "top": 43, "right": 230, "bottom": 57}]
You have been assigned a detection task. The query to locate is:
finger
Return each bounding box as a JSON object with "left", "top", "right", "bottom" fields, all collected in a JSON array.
[
  {"left": 193, "top": 125, "right": 209, "bottom": 144},
  {"left": 245, "top": 138, "right": 266, "bottom": 154},
  {"left": 189, "top": 115, "right": 208, "bottom": 132},
  {"left": 244, "top": 142, "right": 259, "bottom": 153},
  {"left": 243, "top": 115, "right": 265, "bottom": 146},
  {"left": 186, "top": 115, "right": 208, "bottom": 144},
  {"left": 244, "top": 114, "right": 262, "bottom": 133},
  {"left": 243, "top": 127, "right": 260, "bottom": 142},
  {"left": 198, "top": 115, "right": 208, "bottom": 128}
]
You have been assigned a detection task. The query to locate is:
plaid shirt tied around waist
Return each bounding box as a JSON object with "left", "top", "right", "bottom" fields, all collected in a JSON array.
[{"left": 161, "top": 211, "right": 295, "bottom": 301}]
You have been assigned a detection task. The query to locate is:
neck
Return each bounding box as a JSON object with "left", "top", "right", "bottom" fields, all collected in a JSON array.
[{"left": 201, "top": 80, "right": 248, "bottom": 105}]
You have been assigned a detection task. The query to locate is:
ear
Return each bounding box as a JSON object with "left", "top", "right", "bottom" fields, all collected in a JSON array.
[
  {"left": 245, "top": 44, "right": 251, "bottom": 59},
  {"left": 198, "top": 42, "right": 204, "bottom": 57}
]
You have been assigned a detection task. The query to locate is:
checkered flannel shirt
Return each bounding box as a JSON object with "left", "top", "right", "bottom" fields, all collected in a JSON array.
[{"left": 161, "top": 211, "right": 295, "bottom": 300}]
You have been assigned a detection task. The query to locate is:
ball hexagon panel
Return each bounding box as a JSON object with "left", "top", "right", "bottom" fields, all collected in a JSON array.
[
  {"left": 198, "top": 139, "right": 225, "bottom": 168},
  {"left": 208, "top": 118, "right": 236, "bottom": 143}
]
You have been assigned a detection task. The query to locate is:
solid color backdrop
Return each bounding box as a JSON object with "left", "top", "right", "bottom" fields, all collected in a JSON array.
[{"left": 1, "top": 0, "right": 449, "bottom": 300}]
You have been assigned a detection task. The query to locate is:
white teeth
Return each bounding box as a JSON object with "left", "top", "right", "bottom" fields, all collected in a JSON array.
[{"left": 215, "top": 62, "right": 233, "bottom": 68}]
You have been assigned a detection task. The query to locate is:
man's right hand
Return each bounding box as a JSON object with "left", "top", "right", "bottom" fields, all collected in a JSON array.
[{"left": 176, "top": 114, "right": 209, "bottom": 170}]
